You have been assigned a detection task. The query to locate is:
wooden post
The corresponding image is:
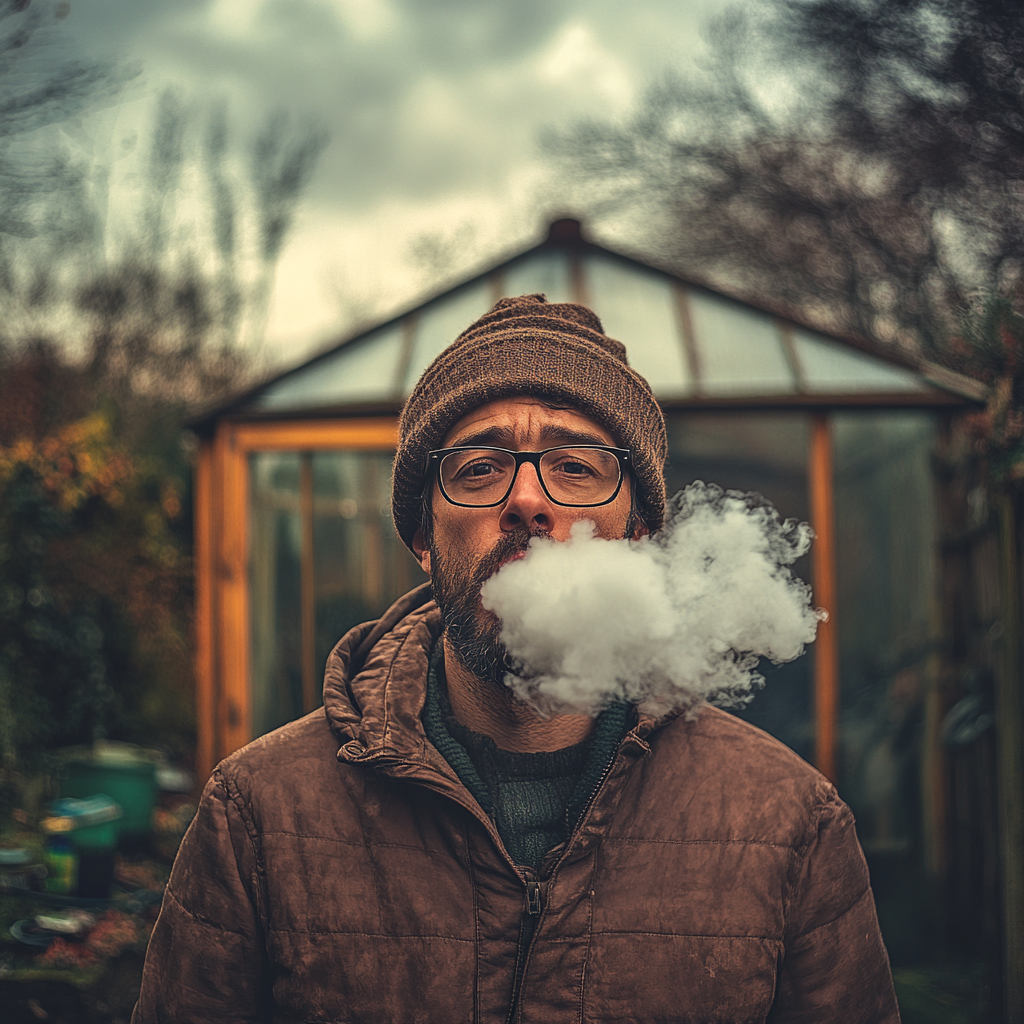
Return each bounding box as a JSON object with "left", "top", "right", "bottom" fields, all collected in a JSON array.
[
  {"left": 300, "top": 453, "right": 317, "bottom": 715},
  {"left": 809, "top": 413, "right": 839, "bottom": 783},
  {"left": 193, "top": 440, "right": 216, "bottom": 786},
  {"left": 214, "top": 423, "right": 252, "bottom": 760},
  {"left": 996, "top": 492, "right": 1024, "bottom": 1021}
]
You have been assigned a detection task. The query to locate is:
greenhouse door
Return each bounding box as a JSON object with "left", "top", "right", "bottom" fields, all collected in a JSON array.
[{"left": 194, "top": 418, "right": 425, "bottom": 778}]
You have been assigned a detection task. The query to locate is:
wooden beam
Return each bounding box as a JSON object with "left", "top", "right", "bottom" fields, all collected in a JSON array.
[
  {"left": 214, "top": 423, "right": 252, "bottom": 760},
  {"left": 392, "top": 315, "right": 418, "bottom": 401},
  {"left": 232, "top": 418, "right": 397, "bottom": 452},
  {"left": 570, "top": 249, "right": 589, "bottom": 307},
  {"left": 673, "top": 284, "right": 702, "bottom": 395},
  {"left": 654, "top": 390, "right": 972, "bottom": 411},
  {"left": 300, "top": 453, "right": 317, "bottom": 714},
  {"left": 809, "top": 413, "right": 839, "bottom": 783},
  {"left": 193, "top": 439, "right": 216, "bottom": 786},
  {"left": 489, "top": 270, "right": 506, "bottom": 306},
  {"left": 776, "top": 320, "right": 806, "bottom": 393}
]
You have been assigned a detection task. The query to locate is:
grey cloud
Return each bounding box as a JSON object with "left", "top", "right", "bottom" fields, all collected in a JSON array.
[{"left": 25, "top": 0, "right": 719, "bottom": 233}]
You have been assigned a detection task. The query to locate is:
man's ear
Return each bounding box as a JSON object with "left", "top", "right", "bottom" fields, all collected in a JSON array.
[{"left": 411, "top": 528, "right": 431, "bottom": 573}]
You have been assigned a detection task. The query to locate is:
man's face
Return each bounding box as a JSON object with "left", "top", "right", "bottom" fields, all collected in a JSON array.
[{"left": 413, "top": 396, "right": 642, "bottom": 686}]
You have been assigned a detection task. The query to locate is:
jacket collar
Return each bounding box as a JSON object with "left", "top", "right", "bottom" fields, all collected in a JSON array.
[
  {"left": 322, "top": 583, "right": 438, "bottom": 759},
  {"left": 322, "top": 582, "right": 681, "bottom": 764}
]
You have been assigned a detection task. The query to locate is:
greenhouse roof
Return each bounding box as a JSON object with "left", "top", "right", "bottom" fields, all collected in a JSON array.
[{"left": 199, "top": 219, "right": 984, "bottom": 429}]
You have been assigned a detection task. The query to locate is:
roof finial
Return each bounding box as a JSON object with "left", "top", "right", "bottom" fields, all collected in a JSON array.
[{"left": 545, "top": 218, "right": 584, "bottom": 245}]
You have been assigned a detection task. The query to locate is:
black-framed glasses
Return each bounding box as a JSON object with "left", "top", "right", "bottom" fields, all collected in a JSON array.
[{"left": 426, "top": 445, "right": 631, "bottom": 508}]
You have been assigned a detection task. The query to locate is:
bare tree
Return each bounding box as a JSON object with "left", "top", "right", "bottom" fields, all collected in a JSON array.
[
  {"left": 0, "top": 0, "right": 139, "bottom": 292},
  {"left": 67, "top": 94, "right": 328, "bottom": 446},
  {"left": 548, "top": 0, "right": 1024, "bottom": 353}
]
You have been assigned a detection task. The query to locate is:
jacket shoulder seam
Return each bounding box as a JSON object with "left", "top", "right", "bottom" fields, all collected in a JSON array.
[
  {"left": 162, "top": 883, "right": 254, "bottom": 939},
  {"left": 778, "top": 780, "right": 828, "bottom": 931},
  {"left": 215, "top": 767, "right": 268, "bottom": 926},
  {"left": 792, "top": 883, "right": 873, "bottom": 940},
  {"left": 216, "top": 768, "right": 261, "bottom": 852}
]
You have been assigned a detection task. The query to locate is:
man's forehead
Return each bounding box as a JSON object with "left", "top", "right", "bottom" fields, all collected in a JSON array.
[{"left": 441, "top": 396, "right": 618, "bottom": 449}]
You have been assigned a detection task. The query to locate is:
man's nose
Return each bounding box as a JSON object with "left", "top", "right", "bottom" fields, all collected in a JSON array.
[{"left": 499, "top": 462, "right": 553, "bottom": 534}]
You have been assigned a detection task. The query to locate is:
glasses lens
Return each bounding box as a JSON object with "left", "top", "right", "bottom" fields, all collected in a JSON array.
[
  {"left": 540, "top": 447, "right": 622, "bottom": 505},
  {"left": 439, "top": 449, "right": 517, "bottom": 505}
]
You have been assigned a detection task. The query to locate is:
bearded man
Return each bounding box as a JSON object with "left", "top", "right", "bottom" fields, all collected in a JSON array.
[{"left": 134, "top": 295, "right": 899, "bottom": 1023}]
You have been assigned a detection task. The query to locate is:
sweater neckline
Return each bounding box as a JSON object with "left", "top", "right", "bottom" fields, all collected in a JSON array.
[{"left": 422, "top": 641, "right": 631, "bottom": 829}]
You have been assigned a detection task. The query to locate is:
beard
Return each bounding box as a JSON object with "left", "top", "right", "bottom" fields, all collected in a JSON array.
[{"left": 429, "top": 525, "right": 539, "bottom": 688}]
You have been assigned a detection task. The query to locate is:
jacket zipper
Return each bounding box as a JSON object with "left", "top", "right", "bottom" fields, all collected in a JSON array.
[
  {"left": 525, "top": 876, "right": 542, "bottom": 916},
  {"left": 506, "top": 730, "right": 642, "bottom": 1022},
  {"left": 564, "top": 737, "right": 624, "bottom": 835},
  {"left": 506, "top": 868, "right": 543, "bottom": 1024}
]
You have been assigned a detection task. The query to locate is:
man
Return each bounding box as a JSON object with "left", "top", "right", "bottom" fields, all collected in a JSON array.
[{"left": 134, "top": 295, "right": 899, "bottom": 1022}]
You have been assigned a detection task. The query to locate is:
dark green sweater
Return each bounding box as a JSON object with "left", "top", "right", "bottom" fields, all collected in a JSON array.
[{"left": 422, "top": 644, "right": 630, "bottom": 871}]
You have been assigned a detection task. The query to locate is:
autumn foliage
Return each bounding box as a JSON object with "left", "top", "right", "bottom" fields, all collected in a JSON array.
[{"left": 0, "top": 347, "right": 198, "bottom": 810}]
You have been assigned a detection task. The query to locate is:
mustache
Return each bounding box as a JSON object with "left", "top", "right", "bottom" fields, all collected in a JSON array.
[{"left": 469, "top": 526, "right": 543, "bottom": 591}]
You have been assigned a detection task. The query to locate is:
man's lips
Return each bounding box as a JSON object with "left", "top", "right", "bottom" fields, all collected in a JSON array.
[{"left": 496, "top": 551, "right": 527, "bottom": 570}]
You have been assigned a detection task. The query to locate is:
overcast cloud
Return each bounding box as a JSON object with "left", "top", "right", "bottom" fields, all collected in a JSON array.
[{"left": 25, "top": 0, "right": 723, "bottom": 361}]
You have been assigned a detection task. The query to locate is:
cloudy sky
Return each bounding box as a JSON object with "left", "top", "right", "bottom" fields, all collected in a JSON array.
[{"left": 22, "top": 0, "right": 724, "bottom": 364}]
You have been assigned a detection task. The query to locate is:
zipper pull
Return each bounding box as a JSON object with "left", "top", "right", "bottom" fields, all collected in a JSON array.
[{"left": 525, "top": 879, "right": 542, "bottom": 916}]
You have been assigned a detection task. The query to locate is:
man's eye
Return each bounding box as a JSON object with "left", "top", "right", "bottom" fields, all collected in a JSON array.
[
  {"left": 552, "top": 459, "right": 594, "bottom": 477},
  {"left": 456, "top": 459, "right": 503, "bottom": 480}
]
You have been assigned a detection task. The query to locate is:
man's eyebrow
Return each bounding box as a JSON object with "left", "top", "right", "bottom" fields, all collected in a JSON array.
[
  {"left": 445, "top": 425, "right": 614, "bottom": 448},
  {"left": 446, "top": 425, "right": 515, "bottom": 448},
  {"left": 537, "top": 425, "right": 613, "bottom": 447}
]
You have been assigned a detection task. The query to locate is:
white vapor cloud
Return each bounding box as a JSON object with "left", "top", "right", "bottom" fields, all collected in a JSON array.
[{"left": 481, "top": 482, "right": 823, "bottom": 718}]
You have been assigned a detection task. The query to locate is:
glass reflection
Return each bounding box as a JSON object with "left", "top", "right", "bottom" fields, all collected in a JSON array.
[
  {"left": 502, "top": 250, "right": 572, "bottom": 303},
  {"left": 665, "top": 412, "right": 812, "bottom": 761},
  {"left": 583, "top": 253, "right": 691, "bottom": 395},
  {"left": 254, "top": 323, "right": 406, "bottom": 410},
  {"left": 249, "top": 450, "right": 427, "bottom": 737},
  {"left": 312, "top": 451, "right": 427, "bottom": 685},
  {"left": 833, "top": 411, "right": 937, "bottom": 963},
  {"left": 402, "top": 281, "right": 493, "bottom": 393},
  {"left": 249, "top": 453, "right": 303, "bottom": 738},
  {"left": 688, "top": 292, "right": 795, "bottom": 394}
]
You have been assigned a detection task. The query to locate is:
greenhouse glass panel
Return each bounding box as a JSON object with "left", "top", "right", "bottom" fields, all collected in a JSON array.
[
  {"left": 311, "top": 452, "right": 427, "bottom": 685},
  {"left": 833, "top": 410, "right": 937, "bottom": 963},
  {"left": 402, "top": 280, "right": 493, "bottom": 393},
  {"left": 793, "top": 330, "right": 927, "bottom": 394},
  {"left": 583, "top": 253, "right": 691, "bottom": 395},
  {"left": 253, "top": 323, "right": 405, "bottom": 411},
  {"left": 665, "top": 411, "right": 812, "bottom": 763},
  {"left": 502, "top": 250, "right": 572, "bottom": 304},
  {"left": 689, "top": 293, "right": 795, "bottom": 395},
  {"left": 249, "top": 453, "right": 303, "bottom": 737}
]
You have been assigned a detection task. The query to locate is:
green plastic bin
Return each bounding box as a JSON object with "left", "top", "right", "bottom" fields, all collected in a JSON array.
[{"left": 59, "top": 742, "right": 159, "bottom": 846}]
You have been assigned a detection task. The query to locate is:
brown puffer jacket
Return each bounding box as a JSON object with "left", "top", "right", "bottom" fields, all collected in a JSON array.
[{"left": 133, "top": 586, "right": 900, "bottom": 1023}]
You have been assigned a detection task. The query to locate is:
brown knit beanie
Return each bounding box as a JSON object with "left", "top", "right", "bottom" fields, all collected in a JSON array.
[{"left": 392, "top": 293, "right": 668, "bottom": 549}]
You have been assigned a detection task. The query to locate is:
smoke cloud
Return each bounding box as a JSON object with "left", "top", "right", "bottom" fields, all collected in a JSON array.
[{"left": 480, "top": 481, "right": 824, "bottom": 717}]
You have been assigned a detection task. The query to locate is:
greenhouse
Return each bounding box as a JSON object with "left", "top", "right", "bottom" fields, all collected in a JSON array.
[{"left": 191, "top": 218, "right": 987, "bottom": 965}]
